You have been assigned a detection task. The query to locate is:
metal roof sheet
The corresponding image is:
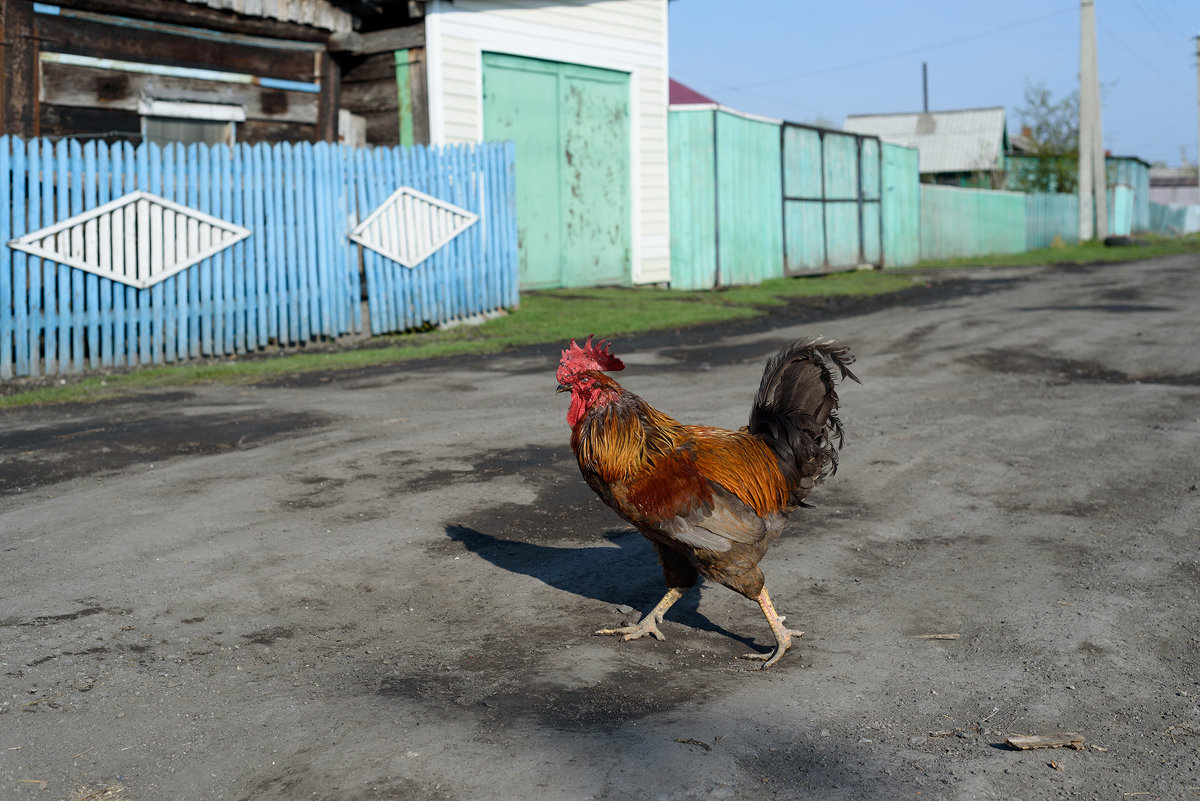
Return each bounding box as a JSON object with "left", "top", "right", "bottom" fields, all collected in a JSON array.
[
  {"left": 669, "top": 79, "right": 715, "bottom": 105},
  {"left": 843, "top": 107, "right": 1007, "bottom": 174},
  {"left": 182, "top": 0, "right": 355, "bottom": 32}
]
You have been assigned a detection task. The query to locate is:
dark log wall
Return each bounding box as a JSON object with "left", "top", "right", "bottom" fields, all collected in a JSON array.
[
  {"left": 2, "top": 0, "right": 428, "bottom": 146},
  {"left": 339, "top": 43, "right": 427, "bottom": 147},
  {"left": 34, "top": 13, "right": 318, "bottom": 78},
  {"left": 2, "top": 0, "right": 39, "bottom": 137},
  {"left": 3, "top": 0, "right": 331, "bottom": 144},
  {"left": 340, "top": 51, "right": 401, "bottom": 145}
]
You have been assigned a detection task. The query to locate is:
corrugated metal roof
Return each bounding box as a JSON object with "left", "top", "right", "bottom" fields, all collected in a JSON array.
[
  {"left": 182, "top": 0, "right": 355, "bottom": 33},
  {"left": 843, "top": 107, "right": 1007, "bottom": 174}
]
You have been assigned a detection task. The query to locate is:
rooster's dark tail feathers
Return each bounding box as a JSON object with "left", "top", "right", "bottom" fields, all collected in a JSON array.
[{"left": 747, "top": 338, "right": 860, "bottom": 508}]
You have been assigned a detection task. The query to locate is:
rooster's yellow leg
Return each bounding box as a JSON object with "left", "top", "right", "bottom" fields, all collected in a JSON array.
[
  {"left": 595, "top": 587, "right": 686, "bottom": 642},
  {"left": 741, "top": 588, "right": 803, "bottom": 669}
]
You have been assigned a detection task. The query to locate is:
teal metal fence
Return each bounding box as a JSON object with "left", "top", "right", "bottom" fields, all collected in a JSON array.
[
  {"left": 1006, "top": 154, "right": 1150, "bottom": 233},
  {"left": 1024, "top": 186, "right": 1138, "bottom": 250},
  {"left": 1108, "top": 184, "right": 1134, "bottom": 237},
  {"left": 716, "top": 111, "right": 784, "bottom": 287},
  {"left": 668, "top": 113, "right": 1171, "bottom": 287},
  {"left": 1025, "top": 193, "right": 1078, "bottom": 249},
  {"left": 1107, "top": 157, "right": 1149, "bottom": 232},
  {"left": 667, "top": 109, "right": 718, "bottom": 290},
  {"left": 920, "top": 185, "right": 1027, "bottom": 261},
  {"left": 1148, "top": 201, "right": 1200, "bottom": 235},
  {"left": 668, "top": 108, "right": 783, "bottom": 289},
  {"left": 2, "top": 136, "right": 517, "bottom": 379},
  {"left": 669, "top": 108, "right": 895, "bottom": 288},
  {"left": 881, "top": 142, "right": 920, "bottom": 267}
]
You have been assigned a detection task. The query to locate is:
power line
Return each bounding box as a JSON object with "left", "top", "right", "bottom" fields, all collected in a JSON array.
[
  {"left": 1132, "top": 0, "right": 1186, "bottom": 51},
  {"left": 1126, "top": 107, "right": 1193, "bottom": 148},
  {"left": 1097, "top": 18, "right": 1191, "bottom": 96},
  {"left": 722, "top": 6, "right": 1076, "bottom": 92},
  {"left": 1146, "top": 0, "right": 1195, "bottom": 33}
]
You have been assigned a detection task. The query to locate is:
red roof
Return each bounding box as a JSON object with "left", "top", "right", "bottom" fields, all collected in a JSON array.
[{"left": 669, "top": 79, "right": 716, "bottom": 105}]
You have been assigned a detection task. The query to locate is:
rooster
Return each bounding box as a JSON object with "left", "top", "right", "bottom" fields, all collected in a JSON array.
[{"left": 556, "top": 335, "right": 858, "bottom": 668}]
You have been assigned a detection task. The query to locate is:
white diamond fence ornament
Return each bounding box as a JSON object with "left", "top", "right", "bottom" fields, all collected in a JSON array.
[
  {"left": 7, "top": 190, "right": 251, "bottom": 290},
  {"left": 349, "top": 186, "right": 479, "bottom": 268}
]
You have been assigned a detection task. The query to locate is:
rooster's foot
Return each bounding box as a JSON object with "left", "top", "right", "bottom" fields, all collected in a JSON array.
[
  {"left": 739, "top": 589, "right": 802, "bottom": 669},
  {"left": 594, "top": 616, "right": 667, "bottom": 642},
  {"left": 594, "top": 587, "right": 686, "bottom": 643},
  {"left": 739, "top": 628, "right": 803, "bottom": 670}
]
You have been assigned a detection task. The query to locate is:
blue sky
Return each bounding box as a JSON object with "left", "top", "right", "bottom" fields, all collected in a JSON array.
[{"left": 668, "top": 0, "right": 1199, "bottom": 167}]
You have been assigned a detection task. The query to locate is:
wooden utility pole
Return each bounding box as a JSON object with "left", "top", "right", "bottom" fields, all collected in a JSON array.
[{"left": 1079, "top": 0, "right": 1106, "bottom": 241}]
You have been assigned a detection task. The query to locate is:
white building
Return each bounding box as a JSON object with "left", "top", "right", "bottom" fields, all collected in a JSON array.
[{"left": 423, "top": 0, "right": 670, "bottom": 288}]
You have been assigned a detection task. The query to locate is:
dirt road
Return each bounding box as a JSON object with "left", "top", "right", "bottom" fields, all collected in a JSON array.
[{"left": 2, "top": 255, "right": 1198, "bottom": 801}]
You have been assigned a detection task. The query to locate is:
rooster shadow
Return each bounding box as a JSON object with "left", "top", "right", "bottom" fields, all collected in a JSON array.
[{"left": 445, "top": 524, "right": 759, "bottom": 649}]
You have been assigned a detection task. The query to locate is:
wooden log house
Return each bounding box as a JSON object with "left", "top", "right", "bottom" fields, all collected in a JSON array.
[{"left": 0, "top": 0, "right": 427, "bottom": 146}]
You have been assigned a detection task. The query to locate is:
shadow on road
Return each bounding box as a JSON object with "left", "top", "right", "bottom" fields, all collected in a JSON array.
[{"left": 445, "top": 523, "right": 759, "bottom": 649}]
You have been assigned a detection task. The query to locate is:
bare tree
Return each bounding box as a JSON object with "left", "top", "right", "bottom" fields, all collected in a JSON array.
[{"left": 1010, "top": 81, "right": 1079, "bottom": 194}]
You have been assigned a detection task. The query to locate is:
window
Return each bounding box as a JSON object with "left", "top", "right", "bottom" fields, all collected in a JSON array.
[{"left": 138, "top": 99, "right": 246, "bottom": 147}]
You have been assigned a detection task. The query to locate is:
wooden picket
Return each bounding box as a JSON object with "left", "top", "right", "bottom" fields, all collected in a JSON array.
[{"left": 1, "top": 136, "right": 518, "bottom": 379}]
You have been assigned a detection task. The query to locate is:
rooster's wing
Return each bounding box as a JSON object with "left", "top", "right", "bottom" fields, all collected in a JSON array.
[
  {"left": 616, "top": 435, "right": 781, "bottom": 557},
  {"left": 652, "top": 482, "right": 772, "bottom": 552}
]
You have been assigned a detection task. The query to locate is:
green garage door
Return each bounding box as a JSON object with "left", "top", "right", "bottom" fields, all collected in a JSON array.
[{"left": 482, "top": 52, "right": 630, "bottom": 289}]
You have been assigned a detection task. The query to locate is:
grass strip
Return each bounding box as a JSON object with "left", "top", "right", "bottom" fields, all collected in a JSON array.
[
  {"left": 4, "top": 235, "right": 1199, "bottom": 408},
  {"left": 1, "top": 270, "right": 913, "bottom": 408}
]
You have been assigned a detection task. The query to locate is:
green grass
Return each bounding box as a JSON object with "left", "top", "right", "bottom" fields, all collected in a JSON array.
[
  {"left": 0, "top": 269, "right": 914, "bottom": 408},
  {"left": 916, "top": 232, "right": 1200, "bottom": 269},
  {"left": 6, "top": 233, "right": 1199, "bottom": 409}
]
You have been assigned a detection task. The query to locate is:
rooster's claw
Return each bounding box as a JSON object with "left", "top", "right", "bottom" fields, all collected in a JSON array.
[
  {"left": 594, "top": 619, "right": 666, "bottom": 642},
  {"left": 738, "top": 627, "right": 803, "bottom": 670},
  {"left": 594, "top": 588, "right": 684, "bottom": 644}
]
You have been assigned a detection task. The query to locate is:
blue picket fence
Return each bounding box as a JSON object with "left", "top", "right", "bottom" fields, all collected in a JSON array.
[
  {"left": 1, "top": 136, "right": 518, "bottom": 379},
  {"left": 350, "top": 142, "right": 518, "bottom": 334}
]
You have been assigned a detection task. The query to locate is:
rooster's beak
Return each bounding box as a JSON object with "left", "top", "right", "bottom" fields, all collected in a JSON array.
[{"left": 556, "top": 383, "right": 569, "bottom": 393}]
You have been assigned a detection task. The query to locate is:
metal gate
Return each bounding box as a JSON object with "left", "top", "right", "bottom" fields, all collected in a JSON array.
[
  {"left": 782, "top": 123, "right": 882, "bottom": 273},
  {"left": 482, "top": 52, "right": 630, "bottom": 290}
]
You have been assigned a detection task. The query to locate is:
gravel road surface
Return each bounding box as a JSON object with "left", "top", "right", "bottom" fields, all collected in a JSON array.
[{"left": 2, "top": 254, "right": 1198, "bottom": 801}]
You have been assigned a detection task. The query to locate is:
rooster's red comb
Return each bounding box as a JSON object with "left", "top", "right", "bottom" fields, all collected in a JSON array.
[{"left": 559, "top": 335, "right": 625, "bottom": 373}]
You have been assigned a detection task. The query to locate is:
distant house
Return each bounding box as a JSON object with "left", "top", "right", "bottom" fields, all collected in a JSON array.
[
  {"left": 1149, "top": 167, "right": 1199, "bottom": 206},
  {"left": 843, "top": 106, "right": 1012, "bottom": 187}
]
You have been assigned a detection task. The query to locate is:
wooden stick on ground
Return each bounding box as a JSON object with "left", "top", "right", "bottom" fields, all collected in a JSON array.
[{"left": 1004, "top": 732, "right": 1086, "bottom": 751}]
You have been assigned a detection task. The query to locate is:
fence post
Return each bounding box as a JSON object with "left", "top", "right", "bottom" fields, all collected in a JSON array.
[{"left": 1, "top": 137, "right": 14, "bottom": 379}]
